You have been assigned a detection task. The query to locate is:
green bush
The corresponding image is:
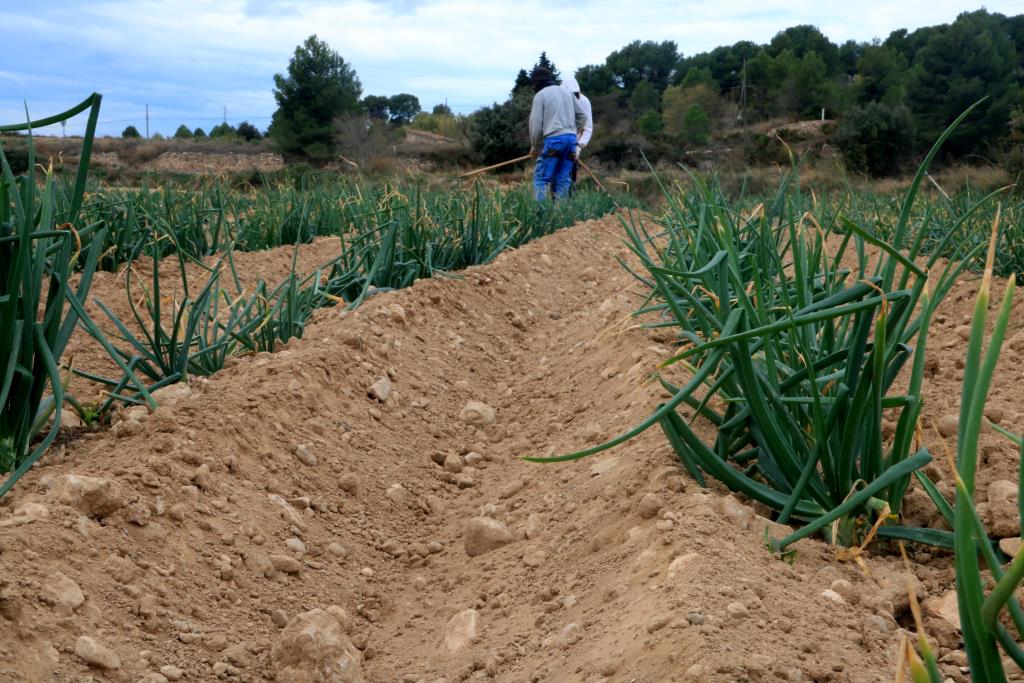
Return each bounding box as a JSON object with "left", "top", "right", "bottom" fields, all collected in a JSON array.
[
  {"left": 635, "top": 111, "right": 663, "bottom": 136},
  {"left": 836, "top": 102, "right": 915, "bottom": 177},
  {"left": 681, "top": 104, "right": 710, "bottom": 145},
  {"left": 743, "top": 132, "right": 790, "bottom": 166},
  {"left": 466, "top": 91, "right": 532, "bottom": 164}
]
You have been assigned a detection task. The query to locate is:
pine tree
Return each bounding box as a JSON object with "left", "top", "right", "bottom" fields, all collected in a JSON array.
[
  {"left": 270, "top": 35, "right": 363, "bottom": 161},
  {"left": 533, "top": 52, "right": 561, "bottom": 83},
  {"left": 512, "top": 69, "right": 532, "bottom": 95}
]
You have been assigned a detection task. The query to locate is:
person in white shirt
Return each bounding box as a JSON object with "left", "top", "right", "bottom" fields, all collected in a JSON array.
[{"left": 561, "top": 76, "right": 593, "bottom": 191}]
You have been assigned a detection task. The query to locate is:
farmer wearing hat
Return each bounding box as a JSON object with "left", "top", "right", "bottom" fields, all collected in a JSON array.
[{"left": 528, "top": 66, "right": 586, "bottom": 200}]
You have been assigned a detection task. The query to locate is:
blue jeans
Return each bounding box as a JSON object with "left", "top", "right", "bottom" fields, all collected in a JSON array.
[{"left": 533, "top": 133, "right": 577, "bottom": 200}]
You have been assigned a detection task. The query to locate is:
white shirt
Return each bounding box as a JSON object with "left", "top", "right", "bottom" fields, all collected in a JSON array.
[{"left": 576, "top": 93, "right": 593, "bottom": 148}]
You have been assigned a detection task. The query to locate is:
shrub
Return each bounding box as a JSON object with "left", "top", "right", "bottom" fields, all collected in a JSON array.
[
  {"left": 466, "top": 92, "right": 532, "bottom": 164},
  {"left": 237, "top": 121, "right": 262, "bottom": 142},
  {"left": 635, "top": 111, "right": 664, "bottom": 136},
  {"left": 836, "top": 102, "right": 915, "bottom": 177},
  {"left": 122, "top": 125, "right": 141, "bottom": 138},
  {"left": 173, "top": 125, "right": 193, "bottom": 139},
  {"left": 209, "top": 122, "right": 237, "bottom": 139},
  {"left": 743, "top": 132, "right": 790, "bottom": 166},
  {"left": 681, "top": 104, "right": 710, "bottom": 146}
]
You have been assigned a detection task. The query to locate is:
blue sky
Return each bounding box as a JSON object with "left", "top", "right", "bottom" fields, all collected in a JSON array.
[{"left": 2, "top": 1, "right": 1020, "bottom": 137}]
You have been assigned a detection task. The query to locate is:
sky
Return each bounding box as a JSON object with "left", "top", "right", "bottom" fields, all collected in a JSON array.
[{"left": 2, "top": 1, "right": 1021, "bottom": 137}]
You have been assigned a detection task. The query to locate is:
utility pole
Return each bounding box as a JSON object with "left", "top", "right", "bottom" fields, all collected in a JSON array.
[
  {"left": 145, "top": 104, "right": 150, "bottom": 139},
  {"left": 61, "top": 120, "right": 66, "bottom": 137},
  {"left": 739, "top": 59, "right": 747, "bottom": 125},
  {"left": 223, "top": 106, "right": 227, "bottom": 124}
]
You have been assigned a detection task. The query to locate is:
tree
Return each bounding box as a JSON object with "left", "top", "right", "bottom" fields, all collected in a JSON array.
[
  {"left": 629, "top": 80, "right": 660, "bottom": 113},
  {"left": 122, "top": 125, "right": 141, "bottom": 138},
  {"left": 635, "top": 111, "right": 664, "bottom": 136},
  {"left": 466, "top": 91, "right": 532, "bottom": 164},
  {"left": 675, "top": 40, "right": 761, "bottom": 94},
  {"left": 605, "top": 40, "right": 679, "bottom": 93},
  {"left": 905, "top": 9, "right": 1023, "bottom": 156},
  {"left": 363, "top": 95, "right": 390, "bottom": 120},
  {"left": 173, "top": 125, "right": 193, "bottom": 139},
  {"left": 838, "top": 39, "right": 866, "bottom": 77},
  {"left": 193, "top": 127, "right": 207, "bottom": 138},
  {"left": 237, "top": 121, "right": 262, "bottom": 141},
  {"left": 432, "top": 103, "right": 453, "bottom": 116},
  {"left": 512, "top": 69, "right": 532, "bottom": 95},
  {"left": 533, "top": 52, "right": 561, "bottom": 83},
  {"left": 388, "top": 94, "right": 421, "bottom": 125},
  {"left": 677, "top": 67, "right": 717, "bottom": 91},
  {"left": 836, "top": 103, "right": 915, "bottom": 176},
  {"left": 681, "top": 105, "right": 710, "bottom": 145},
  {"left": 209, "top": 122, "right": 236, "bottom": 138},
  {"left": 854, "top": 44, "right": 908, "bottom": 105},
  {"left": 270, "top": 34, "right": 364, "bottom": 161},
  {"left": 768, "top": 25, "right": 840, "bottom": 75},
  {"left": 663, "top": 83, "right": 725, "bottom": 136},
  {"left": 575, "top": 65, "right": 617, "bottom": 95}
]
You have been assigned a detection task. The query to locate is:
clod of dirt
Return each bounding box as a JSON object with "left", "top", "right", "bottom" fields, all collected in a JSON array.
[
  {"left": 270, "top": 554, "right": 303, "bottom": 574},
  {"left": 718, "top": 495, "right": 751, "bottom": 529},
  {"left": 294, "top": 443, "right": 318, "bottom": 467},
  {"left": 1000, "top": 537, "right": 1022, "bottom": 557},
  {"left": 42, "top": 474, "right": 126, "bottom": 518},
  {"left": 937, "top": 414, "right": 959, "bottom": 438},
  {"left": 463, "top": 517, "right": 514, "bottom": 557},
  {"left": 271, "top": 608, "right": 364, "bottom": 682},
  {"left": 667, "top": 554, "right": 698, "bottom": 580},
  {"left": 924, "top": 590, "right": 961, "bottom": 631},
  {"left": 75, "top": 635, "right": 121, "bottom": 670},
  {"left": 443, "top": 608, "right": 480, "bottom": 652},
  {"left": 637, "top": 493, "right": 664, "bottom": 519},
  {"left": 387, "top": 303, "right": 407, "bottom": 324},
  {"left": 443, "top": 453, "right": 464, "bottom": 473},
  {"left": 726, "top": 602, "right": 750, "bottom": 620},
  {"left": 0, "top": 501, "right": 49, "bottom": 527},
  {"left": 459, "top": 401, "right": 495, "bottom": 427},
  {"left": 40, "top": 572, "right": 85, "bottom": 616},
  {"left": 152, "top": 382, "right": 194, "bottom": 407},
  {"left": 549, "top": 622, "right": 583, "bottom": 649},
  {"left": 159, "top": 665, "right": 184, "bottom": 681},
  {"left": 830, "top": 579, "right": 858, "bottom": 604},
  {"left": 498, "top": 478, "right": 525, "bottom": 499},
  {"left": 987, "top": 479, "right": 1020, "bottom": 537},
  {"left": 368, "top": 376, "right": 392, "bottom": 402}
]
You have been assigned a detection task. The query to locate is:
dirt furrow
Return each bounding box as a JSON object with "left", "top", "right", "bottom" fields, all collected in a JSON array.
[{"left": 0, "top": 214, "right": 995, "bottom": 683}]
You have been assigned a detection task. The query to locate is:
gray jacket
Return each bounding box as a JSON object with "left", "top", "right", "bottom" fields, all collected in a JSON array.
[{"left": 529, "top": 85, "right": 586, "bottom": 152}]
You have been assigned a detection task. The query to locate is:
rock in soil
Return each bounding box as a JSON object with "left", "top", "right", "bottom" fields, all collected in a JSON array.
[
  {"left": 464, "top": 517, "right": 514, "bottom": 557},
  {"left": 459, "top": 401, "right": 496, "bottom": 427},
  {"left": 271, "top": 609, "right": 364, "bottom": 682},
  {"left": 443, "top": 609, "right": 480, "bottom": 652},
  {"left": 75, "top": 636, "right": 121, "bottom": 670}
]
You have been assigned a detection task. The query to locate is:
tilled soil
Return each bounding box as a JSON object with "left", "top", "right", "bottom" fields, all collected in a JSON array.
[{"left": 2, "top": 214, "right": 1024, "bottom": 682}]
